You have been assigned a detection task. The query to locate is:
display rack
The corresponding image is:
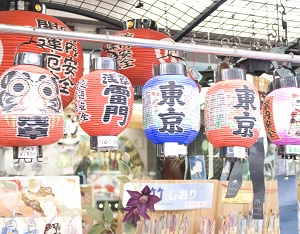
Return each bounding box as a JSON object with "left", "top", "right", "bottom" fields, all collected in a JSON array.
[
  {"left": 117, "top": 180, "right": 219, "bottom": 234},
  {"left": 0, "top": 23, "right": 300, "bottom": 63}
]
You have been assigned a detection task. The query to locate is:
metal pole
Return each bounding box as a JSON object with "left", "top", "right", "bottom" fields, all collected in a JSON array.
[{"left": 0, "top": 23, "right": 299, "bottom": 63}]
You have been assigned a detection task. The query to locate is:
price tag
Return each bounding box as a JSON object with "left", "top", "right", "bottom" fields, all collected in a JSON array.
[
  {"left": 221, "top": 189, "right": 253, "bottom": 204},
  {"left": 164, "top": 142, "right": 178, "bottom": 157},
  {"left": 286, "top": 145, "right": 300, "bottom": 155},
  {"left": 18, "top": 146, "right": 38, "bottom": 159},
  {"left": 97, "top": 136, "right": 118, "bottom": 151},
  {"left": 234, "top": 146, "right": 246, "bottom": 158}
]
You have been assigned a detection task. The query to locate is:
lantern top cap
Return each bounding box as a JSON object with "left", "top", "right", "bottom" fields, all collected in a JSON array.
[
  {"left": 215, "top": 62, "right": 246, "bottom": 82},
  {"left": 90, "top": 57, "right": 119, "bottom": 72},
  {"left": 153, "top": 63, "right": 188, "bottom": 77},
  {"left": 14, "top": 52, "right": 47, "bottom": 68},
  {"left": 122, "top": 19, "right": 158, "bottom": 31},
  {"left": 272, "top": 66, "right": 298, "bottom": 89}
]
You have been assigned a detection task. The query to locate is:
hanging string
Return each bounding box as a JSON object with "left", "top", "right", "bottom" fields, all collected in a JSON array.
[
  {"left": 164, "top": 0, "right": 171, "bottom": 36},
  {"left": 250, "top": 0, "right": 258, "bottom": 49},
  {"left": 208, "top": 27, "right": 211, "bottom": 65}
]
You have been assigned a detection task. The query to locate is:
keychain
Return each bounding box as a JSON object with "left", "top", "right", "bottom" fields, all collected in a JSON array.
[
  {"left": 2, "top": 218, "right": 19, "bottom": 234},
  {"left": 24, "top": 216, "right": 39, "bottom": 234},
  {"left": 65, "top": 216, "right": 77, "bottom": 234}
]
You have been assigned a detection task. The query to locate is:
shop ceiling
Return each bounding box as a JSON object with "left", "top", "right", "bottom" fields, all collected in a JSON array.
[{"left": 38, "top": 0, "right": 300, "bottom": 52}]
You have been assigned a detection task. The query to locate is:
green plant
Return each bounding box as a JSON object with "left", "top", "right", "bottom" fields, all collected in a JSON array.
[{"left": 84, "top": 152, "right": 160, "bottom": 234}]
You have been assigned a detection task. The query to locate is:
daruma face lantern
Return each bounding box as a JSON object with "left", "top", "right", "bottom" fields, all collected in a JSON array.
[
  {"left": 0, "top": 48, "right": 64, "bottom": 162},
  {"left": 75, "top": 55, "right": 134, "bottom": 151},
  {"left": 262, "top": 68, "right": 300, "bottom": 156},
  {"left": 142, "top": 62, "right": 201, "bottom": 159},
  {"left": 204, "top": 63, "right": 260, "bottom": 159},
  {"left": 0, "top": 10, "right": 84, "bottom": 108},
  {"left": 102, "top": 19, "right": 178, "bottom": 87}
]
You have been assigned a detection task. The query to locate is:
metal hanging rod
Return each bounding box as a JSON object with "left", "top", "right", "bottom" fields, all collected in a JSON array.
[{"left": 0, "top": 23, "right": 299, "bottom": 63}]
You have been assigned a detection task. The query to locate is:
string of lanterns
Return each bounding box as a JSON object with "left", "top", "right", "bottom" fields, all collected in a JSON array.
[{"left": 0, "top": 8, "right": 298, "bottom": 168}]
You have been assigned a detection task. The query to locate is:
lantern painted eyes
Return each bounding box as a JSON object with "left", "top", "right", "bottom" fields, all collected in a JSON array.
[
  {"left": 8, "top": 78, "right": 29, "bottom": 96},
  {"left": 38, "top": 82, "right": 56, "bottom": 100}
]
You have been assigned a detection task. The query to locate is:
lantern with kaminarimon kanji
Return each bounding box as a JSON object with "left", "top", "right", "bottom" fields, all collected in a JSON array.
[
  {"left": 0, "top": 49, "right": 64, "bottom": 162},
  {"left": 142, "top": 62, "right": 201, "bottom": 159},
  {"left": 75, "top": 56, "right": 134, "bottom": 151},
  {"left": 262, "top": 68, "right": 300, "bottom": 156},
  {"left": 0, "top": 10, "right": 84, "bottom": 108},
  {"left": 204, "top": 62, "right": 260, "bottom": 159},
  {"left": 101, "top": 19, "right": 178, "bottom": 86}
]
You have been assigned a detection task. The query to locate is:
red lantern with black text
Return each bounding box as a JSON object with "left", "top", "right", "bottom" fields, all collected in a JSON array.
[
  {"left": 75, "top": 56, "right": 134, "bottom": 151},
  {"left": 0, "top": 10, "right": 84, "bottom": 108},
  {"left": 102, "top": 19, "right": 178, "bottom": 86},
  {"left": 0, "top": 49, "right": 64, "bottom": 161},
  {"left": 204, "top": 63, "right": 260, "bottom": 158}
]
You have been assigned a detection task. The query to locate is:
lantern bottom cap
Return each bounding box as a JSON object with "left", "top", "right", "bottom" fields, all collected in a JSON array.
[
  {"left": 90, "top": 136, "right": 118, "bottom": 152},
  {"left": 219, "top": 146, "right": 248, "bottom": 159},
  {"left": 277, "top": 145, "right": 300, "bottom": 157},
  {"left": 159, "top": 142, "right": 187, "bottom": 159},
  {"left": 13, "top": 146, "right": 43, "bottom": 162}
]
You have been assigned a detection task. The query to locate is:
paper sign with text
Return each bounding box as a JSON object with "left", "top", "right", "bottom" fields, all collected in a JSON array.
[
  {"left": 221, "top": 189, "right": 253, "bottom": 203},
  {"left": 122, "top": 182, "right": 214, "bottom": 210}
]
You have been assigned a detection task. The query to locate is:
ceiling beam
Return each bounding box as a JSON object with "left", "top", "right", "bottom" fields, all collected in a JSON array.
[
  {"left": 173, "top": 0, "right": 227, "bottom": 42},
  {"left": 43, "top": 2, "right": 122, "bottom": 29}
]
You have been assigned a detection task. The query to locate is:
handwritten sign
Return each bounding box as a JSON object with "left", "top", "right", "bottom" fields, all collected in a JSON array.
[
  {"left": 122, "top": 182, "right": 214, "bottom": 210},
  {"left": 286, "top": 145, "right": 300, "bottom": 154}
]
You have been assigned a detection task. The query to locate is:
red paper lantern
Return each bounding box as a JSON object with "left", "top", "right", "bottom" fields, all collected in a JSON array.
[
  {"left": 75, "top": 56, "right": 134, "bottom": 151},
  {"left": 102, "top": 19, "right": 178, "bottom": 86},
  {"left": 0, "top": 51, "right": 64, "bottom": 161},
  {"left": 204, "top": 64, "right": 260, "bottom": 150},
  {"left": 0, "top": 10, "right": 84, "bottom": 108}
]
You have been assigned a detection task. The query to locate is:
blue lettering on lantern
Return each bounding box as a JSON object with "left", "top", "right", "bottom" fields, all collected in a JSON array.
[
  {"left": 158, "top": 81, "right": 185, "bottom": 107},
  {"left": 232, "top": 85, "right": 257, "bottom": 137},
  {"left": 158, "top": 108, "right": 185, "bottom": 134},
  {"left": 157, "top": 81, "right": 185, "bottom": 134},
  {"left": 17, "top": 116, "right": 49, "bottom": 139},
  {"left": 102, "top": 73, "right": 130, "bottom": 126}
]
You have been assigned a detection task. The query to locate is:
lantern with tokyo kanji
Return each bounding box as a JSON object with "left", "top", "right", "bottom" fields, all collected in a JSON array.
[
  {"left": 262, "top": 67, "right": 300, "bottom": 157},
  {"left": 0, "top": 47, "right": 64, "bottom": 162},
  {"left": 102, "top": 19, "right": 178, "bottom": 86},
  {"left": 75, "top": 55, "right": 134, "bottom": 151},
  {"left": 0, "top": 10, "right": 84, "bottom": 108},
  {"left": 142, "top": 62, "right": 201, "bottom": 159},
  {"left": 204, "top": 62, "right": 260, "bottom": 159}
]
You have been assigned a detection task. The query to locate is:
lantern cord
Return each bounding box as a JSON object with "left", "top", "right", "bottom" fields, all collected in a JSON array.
[
  {"left": 163, "top": 0, "right": 170, "bottom": 36},
  {"left": 102, "top": 44, "right": 119, "bottom": 59},
  {"left": 29, "top": 36, "right": 36, "bottom": 44},
  {"left": 1, "top": 23, "right": 300, "bottom": 63},
  {"left": 184, "top": 156, "right": 188, "bottom": 180},
  {"left": 14, "top": 39, "right": 48, "bottom": 58},
  {"left": 155, "top": 53, "right": 187, "bottom": 67}
]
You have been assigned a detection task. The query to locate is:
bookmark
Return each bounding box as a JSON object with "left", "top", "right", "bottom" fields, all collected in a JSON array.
[
  {"left": 225, "top": 159, "right": 243, "bottom": 198},
  {"left": 276, "top": 157, "right": 298, "bottom": 234},
  {"left": 248, "top": 137, "right": 265, "bottom": 219}
]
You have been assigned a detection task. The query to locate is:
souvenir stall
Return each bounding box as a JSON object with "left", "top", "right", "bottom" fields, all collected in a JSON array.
[{"left": 2, "top": 1, "right": 300, "bottom": 234}]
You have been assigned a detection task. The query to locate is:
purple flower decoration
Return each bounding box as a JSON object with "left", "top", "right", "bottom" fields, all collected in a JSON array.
[
  {"left": 122, "top": 206, "right": 140, "bottom": 227},
  {"left": 126, "top": 185, "right": 161, "bottom": 219}
]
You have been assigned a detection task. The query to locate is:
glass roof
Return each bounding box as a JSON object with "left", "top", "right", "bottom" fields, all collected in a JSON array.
[{"left": 40, "top": 0, "right": 300, "bottom": 49}]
